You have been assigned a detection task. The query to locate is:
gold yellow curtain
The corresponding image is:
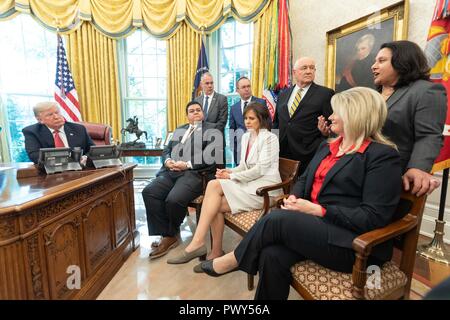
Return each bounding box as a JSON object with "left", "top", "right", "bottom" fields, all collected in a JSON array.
[
  {"left": 167, "top": 22, "right": 201, "bottom": 130},
  {"left": 65, "top": 22, "right": 122, "bottom": 139},
  {"left": 251, "top": 0, "right": 276, "bottom": 97},
  {"left": 0, "top": 0, "right": 270, "bottom": 38}
]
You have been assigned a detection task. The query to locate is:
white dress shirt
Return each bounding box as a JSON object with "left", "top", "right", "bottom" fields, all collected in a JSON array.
[
  {"left": 241, "top": 98, "right": 252, "bottom": 114},
  {"left": 287, "top": 84, "right": 311, "bottom": 111},
  {"left": 203, "top": 92, "right": 215, "bottom": 112}
]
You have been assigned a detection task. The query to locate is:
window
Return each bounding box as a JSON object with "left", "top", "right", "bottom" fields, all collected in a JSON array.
[
  {"left": 121, "top": 30, "right": 167, "bottom": 166},
  {"left": 216, "top": 19, "right": 253, "bottom": 165},
  {"left": 219, "top": 19, "right": 253, "bottom": 107},
  {"left": 0, "top": 15, "right": 57, "bottom": 162}
]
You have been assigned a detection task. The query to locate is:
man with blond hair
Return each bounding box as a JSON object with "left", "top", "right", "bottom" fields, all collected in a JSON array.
[
  {"left": 22, "top": 101, "right": 94, "bottom": 163},
  {"left": 274, "top": 57, "right": 334, "bottom": 175}
]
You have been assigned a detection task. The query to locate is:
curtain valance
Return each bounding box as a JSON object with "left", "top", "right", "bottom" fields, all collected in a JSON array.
[{"left": 0, "top": 0, "right": 270, "bottom": 39}]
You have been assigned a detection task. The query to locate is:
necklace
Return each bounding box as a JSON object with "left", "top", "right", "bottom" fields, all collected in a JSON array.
[
  {"left": 381, "top": 87, "right": 395, "bottom": 100},
  {"left": 338, "top": 143, "right": 351, "bottom": 154}
]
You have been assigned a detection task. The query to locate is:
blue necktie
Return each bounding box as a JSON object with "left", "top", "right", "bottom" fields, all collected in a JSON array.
[{"left": 203, "top": 96, "right": 209, "bottom": 117}]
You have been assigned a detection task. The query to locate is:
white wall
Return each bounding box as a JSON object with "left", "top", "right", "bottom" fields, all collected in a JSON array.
[{"left": 289, "top": 0, "right": 450, "bottom": 243}]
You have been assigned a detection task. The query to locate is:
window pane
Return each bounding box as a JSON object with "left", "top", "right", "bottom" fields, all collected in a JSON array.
[
  {"left": 127, "top": 32, "right": 142, "bottom": 54},
  {"left": 141, "top": 36, "right": 157, "bottom": 54},
  {"left": 235, "top": 22, "right": 251, "bottom": 45},
  {"left": 128, "top": 77, "right": 144, "bottom": 97},
  {"left": 157, "top": 78, "right": 167, "bottom": 97},
  {"left": 0, "top": 15, "right": 56, "bottom": 162},
  {"left": 143, "top": 78, "right": 158, "bottom": 98},
  {"left": 123, "top": 30, "right": 167, "bottom": 154},
  {"left": 235, "top": 45, "right": 251, "bottom": 71},
  {"left": 157, "top": 55, "right": 166, "bottom": 77},
  {"left": 220, "top": 21, "right": 235, "bottom": 48},
  {"left": 221, "top": 48, "right": 234, "bottom": 73},
  {"left": 142, "top": 55, "right": 157, "bottom": 77},
  {"left": 220, "top": 72, "right": 235, "bottom": 94},
  {"left": 127, "top": 55, "right": 143, "bottom": 77}
]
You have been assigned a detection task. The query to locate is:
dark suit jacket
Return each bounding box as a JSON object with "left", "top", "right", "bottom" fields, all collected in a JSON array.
[
  {"left": 273, "top": 82, "right": 334, "bottom": 160},
  {"left": 22, "top": 122, "right": 94, "bottom": 164},
  {"left": 292, "top": 141, "right": 402, "bottom": 261},
  {"left": 194, "top": 92, "right": 228, "bottom": 132},
  {"left": 229, "top": 96, "right": 267, "bottom": 131},
  {"left": 159, "top": 121, "right": 217, "bottom": 178},
  {"left": 229, "top": 96, "right": 267, "bottom": 164},
  {"left": 382, "top": 80, "right": 447, "bottom": 173}
]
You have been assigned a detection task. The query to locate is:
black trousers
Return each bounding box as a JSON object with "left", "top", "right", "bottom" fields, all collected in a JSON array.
[
  {"left": 234, "top": 210, "right": 382, "bottom": 300},
  {"left": 142, "top": 170, "right": 202, "bottom": 237}
]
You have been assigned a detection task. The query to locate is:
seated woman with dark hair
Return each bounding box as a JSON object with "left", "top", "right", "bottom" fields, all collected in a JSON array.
[
  {"left": 200, "top": 87, "right": 403, "bottom": 300},
  {"left": 167, "top": 102, "right": 282, "bottom": 270}
]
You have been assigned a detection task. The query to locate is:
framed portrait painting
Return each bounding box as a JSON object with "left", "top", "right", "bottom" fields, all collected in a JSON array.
[{"left": 325, "top": 0, "right": 409, "bottom": 92}]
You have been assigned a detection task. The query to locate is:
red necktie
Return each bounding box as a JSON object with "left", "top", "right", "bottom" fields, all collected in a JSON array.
[{"left": 53, "top": 129, "right": 65, "bottom": 147}]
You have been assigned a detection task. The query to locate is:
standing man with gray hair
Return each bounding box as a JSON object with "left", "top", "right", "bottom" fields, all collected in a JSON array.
[
  {"left": 274, "top": 57, "right": 334, "bottom": 175},
  {"left": 22, "top": 101, "right": 94, "bottom": 163},
  {"left": 194, "top": 72, "right": 228, "bottom": 166}
]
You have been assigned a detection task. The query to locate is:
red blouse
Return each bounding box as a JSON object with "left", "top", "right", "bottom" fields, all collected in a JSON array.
[{"left": 310, "top": 137, "right": 371, "bottom": 216}]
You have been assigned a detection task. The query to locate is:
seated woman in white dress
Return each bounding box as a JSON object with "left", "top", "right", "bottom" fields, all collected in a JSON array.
[{"left": 167, "top": 102, "right": 282, "bottom": 268}]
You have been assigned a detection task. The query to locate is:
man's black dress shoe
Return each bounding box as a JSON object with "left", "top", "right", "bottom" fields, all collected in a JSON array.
[{"left": 201, "top": 260, "right": 238, "bottom": 277}]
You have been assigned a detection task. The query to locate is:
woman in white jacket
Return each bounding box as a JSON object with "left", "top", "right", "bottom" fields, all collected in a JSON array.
[{"left": 167, "top": 102, "right": 282, "bottom": 268}]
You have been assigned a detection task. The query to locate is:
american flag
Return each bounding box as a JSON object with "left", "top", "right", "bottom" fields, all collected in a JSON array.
[{"left": 54, "top": 34, "right": 82, "bottom": 122}]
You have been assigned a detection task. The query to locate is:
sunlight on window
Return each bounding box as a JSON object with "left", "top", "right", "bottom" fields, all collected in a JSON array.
[
  {"left": 0, "top": 15, "right": 57, "bottom": 162},
  {"left": 218, "top": 19, "right": 253, "bottom": 166},
  {"left": 122, "top": 30, "right": 167, "bottom": 165}
]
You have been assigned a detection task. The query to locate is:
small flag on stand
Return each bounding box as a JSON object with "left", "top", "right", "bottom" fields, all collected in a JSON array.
[{"left": 192, "top": 39, "right": 209, "bottom": 99}]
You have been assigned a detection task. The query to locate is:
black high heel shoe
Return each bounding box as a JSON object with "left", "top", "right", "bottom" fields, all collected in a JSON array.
[{"left": 201, "top": 260, "right": 238, "bottom": 277}]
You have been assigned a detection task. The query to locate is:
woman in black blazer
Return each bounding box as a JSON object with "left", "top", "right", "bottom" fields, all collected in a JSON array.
[{"left": 200, "top": 87, "right": 403, "bottom": 300}]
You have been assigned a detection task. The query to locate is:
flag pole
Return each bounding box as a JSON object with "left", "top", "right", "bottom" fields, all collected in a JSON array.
[
  {"left": 417, "top": 169, "right": 450, "bottom": 265},
  {"left": 200, "top": 23, "right": 206, "bottom": 67}
]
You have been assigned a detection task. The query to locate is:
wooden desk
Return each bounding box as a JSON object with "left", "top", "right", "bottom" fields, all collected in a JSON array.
[{"left": 0, "top": 163, "right": 138, "bottom": 299}]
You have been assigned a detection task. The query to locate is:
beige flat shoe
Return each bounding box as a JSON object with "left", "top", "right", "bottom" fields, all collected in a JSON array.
[{"left": 166, "top": 245, "right": 207, "bottom": 264}]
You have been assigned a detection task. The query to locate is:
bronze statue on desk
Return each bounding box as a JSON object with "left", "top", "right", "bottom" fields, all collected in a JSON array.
[{"left": 120, "top": 116, "right": 147, "bottom": 148}]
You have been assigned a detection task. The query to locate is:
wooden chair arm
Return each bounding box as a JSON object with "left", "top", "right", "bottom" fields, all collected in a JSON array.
[
  {"left": 274, "top": 194, "right": 290, "bottom": 208},
  {"left": 256, "top": 180, "right": 291, "bottom": 196},
  {"left": 352, "top": 214, "right": 418, "bottom": 256},
  {"left": 350, "top": 214, "right": 418, "bottom": 299}
]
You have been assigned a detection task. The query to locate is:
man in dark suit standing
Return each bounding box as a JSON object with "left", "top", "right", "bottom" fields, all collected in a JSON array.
[
  {"left": 273, "top": 57, "right": 334, "bottom": 175},
  {"left": 22, "top": 101, "right": 94, "bottom": 164},
  {"left": 229, "top": 76, "right": 266, "bottom": 165},
  {"left": 142, "top": 101, "right": 218, "bottom": 259},
  {"left": 194, "top": 72, "right": 228, "bottom": 166}
]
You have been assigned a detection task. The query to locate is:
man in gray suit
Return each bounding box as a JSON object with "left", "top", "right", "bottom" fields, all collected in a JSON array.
[
  {"left": 194, "top": 72, "right": 228, "bottom": 165},
  {"left": 142, "top": 101, "right": 217, "bottom": 259}
]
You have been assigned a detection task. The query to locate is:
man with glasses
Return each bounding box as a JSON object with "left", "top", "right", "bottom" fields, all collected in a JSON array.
[
  {"left": 142, "top": 101, "right": 218, "bottom": 260},
  {"left": 22, "top": 101, "right": 94, "bottom": 164},
  {"left": 273, "top": 57, "right": 334, "bottom": 175}
]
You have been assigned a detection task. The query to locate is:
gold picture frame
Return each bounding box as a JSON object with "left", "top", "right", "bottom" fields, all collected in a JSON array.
[{"left": 325, "top": 0, "right": 409, "bottom": 91}]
